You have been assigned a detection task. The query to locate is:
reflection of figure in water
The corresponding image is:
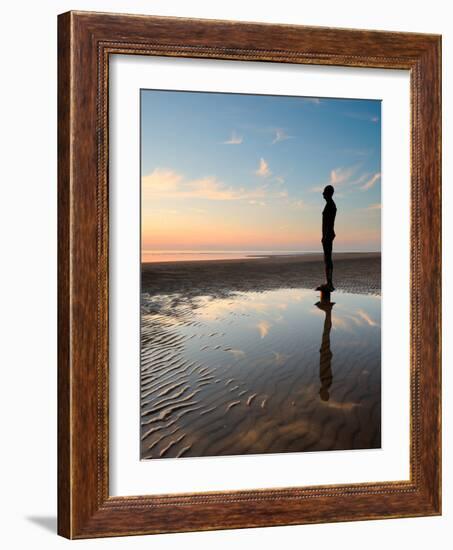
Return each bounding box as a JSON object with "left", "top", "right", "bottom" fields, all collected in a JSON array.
[
  {"left": 315, "top": 297, "right": 334, "bottom": 401},
  {"left": 316, "top": 185, "right": 337, "bottom": 293}
]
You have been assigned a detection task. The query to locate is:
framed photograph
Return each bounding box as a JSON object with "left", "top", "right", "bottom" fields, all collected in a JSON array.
[{"left": 58, "top": 11, "right": 441, "bottom": 538}]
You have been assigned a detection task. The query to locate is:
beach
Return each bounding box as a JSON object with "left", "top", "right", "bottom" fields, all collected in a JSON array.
[
  {"left": 140, "top": 253, "right": 381, "bottom": 459},
  {"left": 142, "top": 252, "right": 381, "bottom": 300}
]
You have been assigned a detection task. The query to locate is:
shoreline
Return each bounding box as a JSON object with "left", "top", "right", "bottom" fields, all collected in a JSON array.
[{"left": 141, "top": 252, "right": 381, "bottom": 300}]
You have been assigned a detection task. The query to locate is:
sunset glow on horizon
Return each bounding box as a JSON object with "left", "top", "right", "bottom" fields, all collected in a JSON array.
[{"left": 141, "top": 90, "right": 381, "bottom": 259}]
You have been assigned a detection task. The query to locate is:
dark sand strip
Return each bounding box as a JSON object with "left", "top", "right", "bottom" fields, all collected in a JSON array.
[{"left": 142, "top": 253, "right": 381, "bottom": 301}]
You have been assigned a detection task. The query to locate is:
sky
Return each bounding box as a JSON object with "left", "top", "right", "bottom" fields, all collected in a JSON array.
[{"left": 141, "top": 90, "right": 381, "bottom": 253}]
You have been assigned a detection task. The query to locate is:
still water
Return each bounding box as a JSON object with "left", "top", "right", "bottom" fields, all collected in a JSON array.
[{"left": 140, "top": 288, "right": 381, "bottom": 459}]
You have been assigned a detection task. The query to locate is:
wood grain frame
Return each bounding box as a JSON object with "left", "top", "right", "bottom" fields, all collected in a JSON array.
[{"left": 58, "top": 10, "right": 441, "bottom": 539}]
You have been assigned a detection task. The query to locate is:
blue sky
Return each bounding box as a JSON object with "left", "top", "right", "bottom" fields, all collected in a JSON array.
[{"left": 141, "top": 89, "right": 381, "bottom": 252}]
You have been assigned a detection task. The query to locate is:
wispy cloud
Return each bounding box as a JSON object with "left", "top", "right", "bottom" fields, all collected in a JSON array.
[
  {"left": 272, "top": 129, "right": 293, "bottom": 144},
  {"left": 311, "top": 185, "right": 325, "bottom": 193},
  {"left": 330, "top": 166, "right": 356, "bottom": 186},
  {"left": 255, "top": 158, "right": 271, "bottom": 177},
  {"left": 361, "top": 172, "right": 381, "bottom": 191},
  {"left": 344, "top": 111, "right": 380, "bottom": 123},
  {"left": 143, "top": 168, "right": 286, "bottom": 202},
  {"left": 342, "top": 148, "right": 373, "bottom": 157},
  {"left": 311, "top": 166, "right": 357, "bottom": 192},
  {"left": 275, "top": 176, "right": 285, "bottom": 185},
  {"left": 291, "top": 200, "right": 305, "bottom": 209},
  {"left": 365, "top": 203, "right": 381, "bottom": 210},
  {"left": 301, "top": 97, "right": 321, "bottom": 105},
  {"left": 311, "top": 166, "right": 381, "bottom": 194},
  {"left": 223, "top": 131, "right": 243, "bottom": 145}
]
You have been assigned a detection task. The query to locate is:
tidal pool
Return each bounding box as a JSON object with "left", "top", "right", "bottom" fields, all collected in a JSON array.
[{"left": 140, "top": 288, "right": 381, "bottom": 459}]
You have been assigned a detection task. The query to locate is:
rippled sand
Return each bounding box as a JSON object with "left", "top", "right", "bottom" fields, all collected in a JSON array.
[{"left": 140, "top": 254, "right": 381, "bottom": 459}]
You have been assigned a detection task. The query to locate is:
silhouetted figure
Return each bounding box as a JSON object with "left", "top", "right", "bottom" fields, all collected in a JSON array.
[
  {"left": 315, "top": 297, "right": 334, "bottom": 401},
  {"left": 316, "top": 184, "right": 337, "bottom": 293}
]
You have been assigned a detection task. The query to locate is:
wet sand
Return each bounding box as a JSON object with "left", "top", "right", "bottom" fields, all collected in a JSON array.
[
  {"left": 140, "top": 253, "right": 381, "bottom": 459},
  {"left": 141, "top": 252, "right": 381, "bottom": 303}
]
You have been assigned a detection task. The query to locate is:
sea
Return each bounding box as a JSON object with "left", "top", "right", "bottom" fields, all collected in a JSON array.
[{"left": 141, "top": 250, "right": 318, "bottom": 263}]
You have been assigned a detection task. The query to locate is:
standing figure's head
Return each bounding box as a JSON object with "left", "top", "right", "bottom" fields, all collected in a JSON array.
[{"left": 322, "top": 185, "right": 335, "bottom": 200}]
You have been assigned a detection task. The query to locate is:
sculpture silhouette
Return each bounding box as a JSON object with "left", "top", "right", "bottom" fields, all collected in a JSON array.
[
  {"left": 315, "top": 296, "right": 334, "bottom": 402},
  {"left": 316, "top": 184, "right": 337, "bottom": 293}
]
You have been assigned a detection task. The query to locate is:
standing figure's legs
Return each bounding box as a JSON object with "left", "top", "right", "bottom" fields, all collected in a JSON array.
[{"left": 322, "top": 239, "right": 334, "bottom": 291}]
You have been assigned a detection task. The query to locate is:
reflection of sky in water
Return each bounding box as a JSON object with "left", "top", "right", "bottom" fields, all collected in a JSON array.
[
  {"left": 213, "top": 293, "right": 371, "bottom": 382},
  {"left": 141, "top": 289, "right": 381, "bottom": 458},
  {"left": 163, "top": 289, "right": 380, "bottom": 371}
]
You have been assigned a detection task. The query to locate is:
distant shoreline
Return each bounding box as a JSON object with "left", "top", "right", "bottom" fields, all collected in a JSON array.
[
  {"left": 141, "top": 252, "right": 381, "bottom": 299},
  {"left": 142, "top": 251, "right": 380, "bottom": 265},
  {"left": 141, "top": 252, "right": 381, "bottom": 265}
]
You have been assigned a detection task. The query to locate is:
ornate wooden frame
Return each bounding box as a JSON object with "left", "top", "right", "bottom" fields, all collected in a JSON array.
[{"left": 58, "top": 11, "right": 441, "bottom": 539}]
